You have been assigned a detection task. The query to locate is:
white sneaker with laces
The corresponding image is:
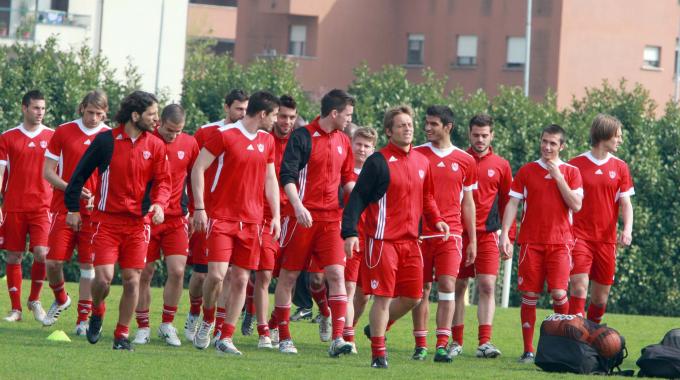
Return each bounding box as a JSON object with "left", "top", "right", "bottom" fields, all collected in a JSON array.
[
  {"left": 258, "top": 335, "right": 273, "bottom": 349},
  {"left": 184, "top": 313, "right": 200, "bottom": 342},
  {"left": 27, "top": 300, "right": 46, "bottom": 322},
  {"left": 447, "top": 342, "right": 463, "bottom": 358},
  {"left": 74, "top": 321, "right": 89, "bottom": 336},
  {"left": 270, "top": 328, "right": 280, "bottom": 347},
  {"left": 319, "top": 315, "right": 332, "bottom": 342},
  {"left": 193, "top": 320, "right": 214, "bottom": 350},
  {"left": 4, "top": 310, "right": 22, "bottom": 322},
  {"left": 476, "top": 342, "right": 502, "bottom": 358},
  {"left": 215, "top": 338, "right": 242, "bottom": 355},
  {"left": 158, "top": 323, "right": 182, "bottom": 347},
  {"left": 349, "top": 341, "right": 358, "bottom": 354},
  {"left": 133, "top": 327, "right": 151, "bottom": 344},
  {"left": 42, "top": 296, "right": 72, "bottom": 326},
  {"left": 278, "top": 339, "right": 298, "bottom": 354},
  {"left": 328, "top": 337, "right": 353, "bottom": 357}
]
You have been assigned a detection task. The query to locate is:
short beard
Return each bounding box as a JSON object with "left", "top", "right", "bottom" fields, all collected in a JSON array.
[{"left": 134, "top": 119, "right": 153, "bottom": 132}]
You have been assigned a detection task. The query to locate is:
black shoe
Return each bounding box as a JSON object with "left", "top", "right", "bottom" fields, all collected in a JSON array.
[
  {"left": 290, "top": 307, "right": 312, "bottom": 322},
  {"left": 371, "top": 356, "right": 388, "bottom": 369},
  {"left": 412, "top": 346, "right": 428, "bottom": 361},
  {"left": 434, "top": 347, "right": 452, "bottom": 363},
  {"left": 241, "top": 312, "right": 254, "bottom": 336},
  {"left": 87, "top": 315, "right": 103, "bottom": 344},
  {"left": 112, "top": 337, "right": 134, "bottom": 351},
  {"left": 518, "top": 351, "right": 535, "bottom": 364}
]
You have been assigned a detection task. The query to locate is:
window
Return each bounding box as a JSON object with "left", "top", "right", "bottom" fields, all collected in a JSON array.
[
  {"left": 644, "top": 45, "right": 661, "bottom": 68},
  {"left": 407, "top": 34, "right": 425, "bottom": 65},
  {"left": 189, "top": 0, "right": 238, "bottom": 6},
  {"left": 506, "top": 37, "right": 526, "bottom": 68},
  {"left": 50, "top": 0, "right": 69, "bottom": 12},
  {"left": 456, "top": 35, "right": 478, "bottom": 66},
  {"left": 288, "top": 25, "right": 307, "bottom": 56}
]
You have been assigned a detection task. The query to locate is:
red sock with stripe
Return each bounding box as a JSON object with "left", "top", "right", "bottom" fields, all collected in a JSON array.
[
  {"left": 257, "top": 323, "right": 270, "bottom": 337},
  {"left": 371, "top": 336, "right": 386, "bottom": 359},
  {"left": 413, "top": 329, "right": 428, "bottom": 348},
  {"left": 451, "top": 324, "right": 464, "bottom": 345},
  {"left": 202, "top": 307, "right": 215, "bottom": 324},
  {"left": 343, "top": 326, "right": 355, "bottom": 342},
  {"left": 214, "top": 307, "right": 226, "bottom": 336},
  {"left": 328, "top": 294, "right": 347, "bottom": 339},
  {"left": 275, "top": 304, "right": 291, "bottom": 341},
  {"left": 219, "top": 322, "right": 235, "bottom": 339},
  {"left": 569, "top": 296, "right": 586, "bottom": 317},
  {"left": 478, "top": 324, "right": 492, "bottom": 346},
  {"left": 436, "top": 327, "right": 451, "bottom": 348},
  {"left": 77, "top": 299, "right": 92, "bottom": 323},
  {"left": 6, "top": 263, "right": 22, "bottom": 311},
  {"left": 135, "top": 309, "right": 150, "bottom": 328},
  {"left": 189, "top": 296, "right": 202, "bottom": 316},
  {"left": 28, "top": 261, "right": 46, "bottom": 302},
  {"left": 268, "top": 310, "right": 278, "bottom": 330},
  {"left": 162, "top": 304, "right": 177, "bottom": 324},
  {"left": 587, "top": 303, "right": 607, "bottom": 324},
  {"left": 521, "top": 295, "right": 538, "bottom": 353},
  {"left": 552, "top": 294, "right": 569, "bottom": 315},
  {"left": 114, "top": 323, "right": 129, "bottom": 339},
  {"left": 311, "top": 285, "right": 330, "bottom": 318},
  {"left": 50, "top": 281, "right": 68, "bottom": 305},
  {"left": 92, "top": 302, "right": 106, "bottom": 318},
  {"left": 245, "top": 280, "right": 255, "bottom": 314}
]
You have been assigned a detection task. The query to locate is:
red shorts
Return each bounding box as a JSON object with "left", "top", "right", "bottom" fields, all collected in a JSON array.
[
  {"left": 188, "top": 231, "right": 208, "bottom": 271},
  {"left": 147, "top": 216, "right": 189, "bottom": 262},
  {"left": 345, "top": 235, "right": 365, "bottom": 283},
  {"left": 47, "top": 213, "right": 95, "bottom": 264},
  {"left": 458, "top": 231, "right": 501, "bottom": 279},
  {"left": 570, "top": 239, "right": 617, "bottom": 285},
  {"left": 517, "top": 243, "right": 572, "bottom": 293},
  {"left": 279, "top": 218, "right": 345, "bottom": 271},
  {"left": 258, "top": 220, "right": 280, "bottom": 271},
  {"left": 421, "top": 234, "right": 462, "bottom": 282},
  {"left": 361, "top": 238, "right": 423, "bottom": 299},
  {"left": 308, "top": 257, "right": 324, "bottom": 273},
  {"left": 206, "top": 219, "right": 260, "bottom": 270},
  {"left": 3, "top": 210, "right": 51, "bottom": 251},
  {"left": 91, "top": 221, "right": 150, "bottom": 269}
]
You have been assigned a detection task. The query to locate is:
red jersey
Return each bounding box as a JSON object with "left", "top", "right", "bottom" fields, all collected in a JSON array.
[
  {"left": 467, "top": 147, "right": 516, "bottom": 236},
  {"left": 204, "top": 121, "right": 275, "bottom": 223},
  {"left": 415, "top": 143, "right": 477, "bottom": 235},
  {"left": 45, "top": 119, "right": 110, "bottom": 215},
  {"left": 0, "top": 124, "right": 54, "bottom": 212},
  {"left": 510, "top": 160, "right": 583, "bottom": 244},
  {"left": 154, "top": 130, "right": 199, "bottom": 217},
  {"left": 569, "top": 152, "right": 634, "bottom": 243},
  {"left": 264, "top": 132, "right": 291, "bottom": 220},
  {"left": 191, "top": 120, "right": 225, "bottom": 211}
]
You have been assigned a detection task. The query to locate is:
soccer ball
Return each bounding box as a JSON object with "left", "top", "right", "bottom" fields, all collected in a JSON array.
[
  {"left": 560, "top": 317, "right": 590, "bottom": 343},
  {"left": 589, "top": 327, "right": 623, "bottom": 358}
]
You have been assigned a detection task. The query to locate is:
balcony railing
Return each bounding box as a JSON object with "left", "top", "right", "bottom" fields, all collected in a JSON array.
[{"left": 0, "top": 7, "right": 91, "bottom": 41}]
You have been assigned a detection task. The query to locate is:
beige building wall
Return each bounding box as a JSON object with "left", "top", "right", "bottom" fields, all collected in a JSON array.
[{"left": 187, "top": 3, "right": 237, "bottom": 40}]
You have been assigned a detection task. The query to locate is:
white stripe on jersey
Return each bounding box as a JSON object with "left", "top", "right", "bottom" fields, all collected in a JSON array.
[
  {"left": 375, "top": 193, "right": 387, "bottom": 239},
  {"left": 98, "top": 168, "right": 110, "bottom": 211},
  {"left": 297, "top": 165, "right": 308, "bottom": 202},
  {"left": 210, "top": 153, "right": 225, "bottom": 193}
]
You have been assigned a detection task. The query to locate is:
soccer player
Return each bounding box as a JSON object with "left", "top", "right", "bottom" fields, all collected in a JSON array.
[
  {"left": 499, "top": 124, "right": 583, "bottom": 363},
  {"left": 133, "top": 104, "right": 199, "bottom": 347},
  {"left": 191, "top": 91, "right": 281, "bottom": 355},
  {"left": 185, "top": 89, "right": 248, "bottom": 341},
  {"left": 0, "top": 90, "right": 54, "bottom": 323},
  {"left": 272, "top": 89, "right": 356, "bottom": 356},
  {"left": 450, "top": 114, "right": 515, "bottom": 359},
  {"left": 342, "top": 105, "right": 449, "bottom": 369},
  {"left": 65, "top": 90, "right": 171, "bottom": 350},
  {"left": 411, "top": 106, "right": 477, "bottom": 363},
  {"left": 342, "top": 126, "right": 378, "bottom": 353},
  {"left": 568, "top": 114, "right": 634, "bottom": 323},
  {"left": 41, "top": 91, "right": 110, "bottom": 334}
]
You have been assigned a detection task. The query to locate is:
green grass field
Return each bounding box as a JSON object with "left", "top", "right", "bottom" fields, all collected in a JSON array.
[{"left": 0, "top": 280, "right": 675, "bottom": 379}]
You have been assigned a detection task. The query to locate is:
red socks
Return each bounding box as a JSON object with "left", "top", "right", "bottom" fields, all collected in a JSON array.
[
  {"left": 275, "top": 305, "right": 291, "bottom": 341},
  {"left": 135, "top": 309, "right": 150, "bottom": 328},
  {"left": 50, "top": 281, "right": 68, "bottom": 305},
  {"left": 343, "top": 326, "right": 355, "bottom": 342},
  {"left": 587, "top": 303, "right": 606, "bottom": 324},
  {"left": 413, "top": 329, "right": 428, "bottom": 348},
  {"left": 28, "top": 261, "right": 46, "bottom": 302},
  {"left": 452, "top": 324, "right": 464, "bottom": 345},
  {"left": 311, "top": 285, "right": 330, "bottom": 318},
  {"left": 219, "top": 323, "right": 236, "bottom": 340},
  {"left": 371, "top": 336, "right": 386, "bottom": 359},
  {"left": 6, "top": 263, "right": 22, "bottom": 311},
  {"left": 257, "top": 323, "right": 270, "bottom": 337},
  {"left": 214, "top": 307, "right": 226, "bottom": 335},
  {"left": 189, "top": 296, "right": 202, "bottom": 316},
  {"left": 521, "top": 295, "right": 538, "bottom": 353},
  {"left": 328, "top": 294, "right": 347, "bottom": 339},
  {"left": 114, "top": 323, "right": 129, "bottom": 339},
  {"left": 202, "top": 307, "right": 216, "bottom": 324},
  {"left": 245, "top": 280, "right": 255, "bottom": 314},
  {"left": 268, "top": 311, "right": 278, "bottom": 330},
  {"left": 435, "top": 328, "right": 450, "bottom": 349},
  {"left": 92, "top": 302, "right": 106, "bottom": 318},
  {"left": 569, "top": 296, "right": 586, "bottom": 317},
  {"left": 162, "top": 304, "right": 177, "bottom": 324},
  {"left": 552, "top": 294, "right": 569, "bottom": 315},
  {"left": 77, "top": 299, "right": 92, "bottom": 323},
  {"left": 478, "top": 324, "right": 492, "bottom": 346}
]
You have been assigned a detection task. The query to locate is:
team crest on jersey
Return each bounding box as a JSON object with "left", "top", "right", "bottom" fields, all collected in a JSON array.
[
  {"left": 40, "top": 140, "right": 47, "bottom": 149},
  {"left": 143, "top": 150, "right": 151, "bottom": 160},
  {"left": 418, "top": 169, "right": 425, "bottom": 179},
  {"left": 609, "top": 171, "right": 616, "bottom": 179},
  {"left": 371, "top": 280, "right": 379, "bottom": 290},
  {"left": 337, "top": 146, "right": 343, "bottom": 155},
  {"left": 451, "top": 163, "right": 459, "bottom": 172},
  {"left": 177, "top": 151, "right": 185, "bottom": 160},
  {"left": 487, "top": 169, "right": 495, "bottom": 177},
  {"left": 257, "top": 144, "right": 264, "bottom": 153}
]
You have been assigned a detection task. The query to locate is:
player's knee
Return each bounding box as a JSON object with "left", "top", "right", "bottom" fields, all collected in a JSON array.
[
  {"left": 550, "top": 289, "right": 567, "bottom": 300},
  {"left": 32, "top": 247, "right": 48, "bottom": 260},
  {"left": 478, "top": 281, "right": 495, "bottom": 297},
  {"left": 167, "top": 265, "right": 185, "bottom": 280},
  {"left": 6, "top": 252, "right": 23, "bottom": 264}
]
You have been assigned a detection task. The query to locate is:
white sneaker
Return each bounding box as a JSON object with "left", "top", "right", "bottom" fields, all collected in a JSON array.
[
  {"left": 27, "top": 300, "right": 46, "bottom": 322},
  {"left": 158, "top": 323, "right": 182, "bottom": 347},
  {"left": 193, "top": 320, "right": 214, "bottom": 350},
  {"left": 4, "top": 310, "right": 22, "bottom": 322},
  {"left": 328, "top": 337, "right": 353, "bottom": 357},
  {"left": 278, "top": 338, "right": 298, "bottom": 354},
  {"left": 133, "top": 327, "right": 151, "bottom": 344},
  {"left": 319, "top": 315, "right": 332, "bottom": 342},
  {"left": 447, "top": 342, "right": 463, "bottom": 358},
  {"left": 349, "top": 341, "right": 358, "bottom": 354},
  {"left": 215, "top": 338, "right": 242, "bottom": 355},
  {"left": 42, "top": 296, "right": 72, "bottom": 326},
  {"left": 184, "top": 312, "right": 200, "bottom": 342},
  {"left": 476, "top": 342, "right": 502, "bottom": 358},
  {"left": 211, "top": 329, "right": 222, "bottom": 346},
  {"left": 258, "top": 335, "right": 273, "bottom": 349},
  {"left": 74, "top": 321, "right": 89, "bottom": 336},
  {"left": 270, "top": 328, "right": 280, "bottom": 347}
]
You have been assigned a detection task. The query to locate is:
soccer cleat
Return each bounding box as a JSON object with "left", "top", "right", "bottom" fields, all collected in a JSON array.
[
  {"left": 349, "top": 341, "right": 358, "bottom": 354},
  {"left": 312, "top": 313, "right": 322, "bottom": 324},
  {"left": 258, "top": 335, "right": 273, "bottom": 349},
  {"left": 476, "top": 342, "right": 502, "bottom": 358},
  {"left": 290, "top": 307, "right": 312, "bottom": 322},
  {"left": 193, "top": 320, "right": 214, "bottom": 350},
  {"left": 241, "top": 311, "right": 254, "bottom": 336},
  {"left": 212, "top": 329, "right": 222, "bottom": 346},
  {"left": 412, "top": 346, "right": 428, "bottom": 361},
  {"left": 184, "top": 313, "right": 200, "bottom": 342},
  {"left": 87, "top": 315, "right": 103, "bottom": 344},
  {"left": 319, "top": 315, "right": 332, "bottom": 342},
  {"left": 434, "top": 347, "right": 452, "bottom": 363},
  {"left": 270, "top": 328, "right": 280, "bottom": 347},
  {"left": 215, "top": 338, "right": 242, "bottom": 355},
  {"left": 278, "top": 339, "right": 298, "bottom": 354},
  {"left": 158, "top": 323, "right": 181, "bottom": 347},
  {"left": 518, "top": 351, "right": 535, "bottom": 364},
  {"left": 112, "top": 337, "right": 134, "bottom": 351},
  {"left": 447, "top": 342, "right": 463, "bottom": 358},
  {"left": 133, "top": 327, "right": 151, "bottom": 344},
  {"left": 371, "top": 356, "right": 388, "bottom": 369},
  {"left": 3, "top": 310, "right": 22, "bottom": 322},
  {"left": 328, "top": 337, "right": 353, "bottom": 357},
  {"left": 27, "top": 300, "right": 47, "bottom": 322},
  {"left": 74, "top": 321, "right": 89, "bottom": 336},
  {"left": 42, "top": 296, "right": 72, "bottom": 326}
]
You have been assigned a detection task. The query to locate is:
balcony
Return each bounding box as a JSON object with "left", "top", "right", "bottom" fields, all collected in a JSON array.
[{"left": 0, "top": 7, "right": 91, "bottom": 42}]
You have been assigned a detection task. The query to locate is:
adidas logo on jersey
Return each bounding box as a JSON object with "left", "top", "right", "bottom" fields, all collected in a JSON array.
[
  {"left": 84, "top": 139, "right": 91, "bottom": 145},
  {"left": 116, "top": 134, "right": 123, "bottom": 140},
  {"left": 28, "top": 141, "right": 36, "bottom": 148},
  {"left": 312, "top": 131, "right": 321, "bottom": 137},
  {"left": 544, "top": 174, "right": 552, "bottom": 179},
  {"left": 595, "top": 169, "right": 603, "bottom": 175},
  {"left": 437, "top": 161, "right": 445, "bottom": 167},
  {"left": 522, "top": 322, "right": 531, "bottom": 328},
  {"left": 247, "top": 144, "right": 255, "bottom": 151},
  {"left": 337, "top": 146, "right": 342, "bottom": 155},
  {"left": 388, "top": 156, "right": 398, "bottom": 162}
]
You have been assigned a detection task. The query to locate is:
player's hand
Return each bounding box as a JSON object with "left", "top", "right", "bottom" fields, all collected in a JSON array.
[
  {"left": 187, "top": 215, "right": 195, "bottom": 236},
  {"left": 435, "top": 222, "right": 450, "bottom": 241},
  {"left": 294, "top": 204, "right": 313, "bottom": 228},
  {"left": 466, "top": 240, "right": 477, "bottom": 266},
  {"left": 618, "top": 228, "right": 632, "bottom": 247},
  {"left": 545, "top": 160, "right": 563, "bottom": 181},
  {"left": 66, "top": 211, "right": 82, "bottom": 232},
  {"left": 193, "top": 209, "right": 208, "bottom": 232},
  {"left": 270, "top": 217, "right": 281, "bottom": 240},
  {"left": 80, "top": 187, "right": 92, "bottom": 200},
  {"left": 499, "top": 232, "right": 513, "bottom": 260},
  {"left": 149, "top": 204, "right": 164, "bottom": 225},
  {"left": 344, "top": 236, "right": 359, "bottom": 259}
]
